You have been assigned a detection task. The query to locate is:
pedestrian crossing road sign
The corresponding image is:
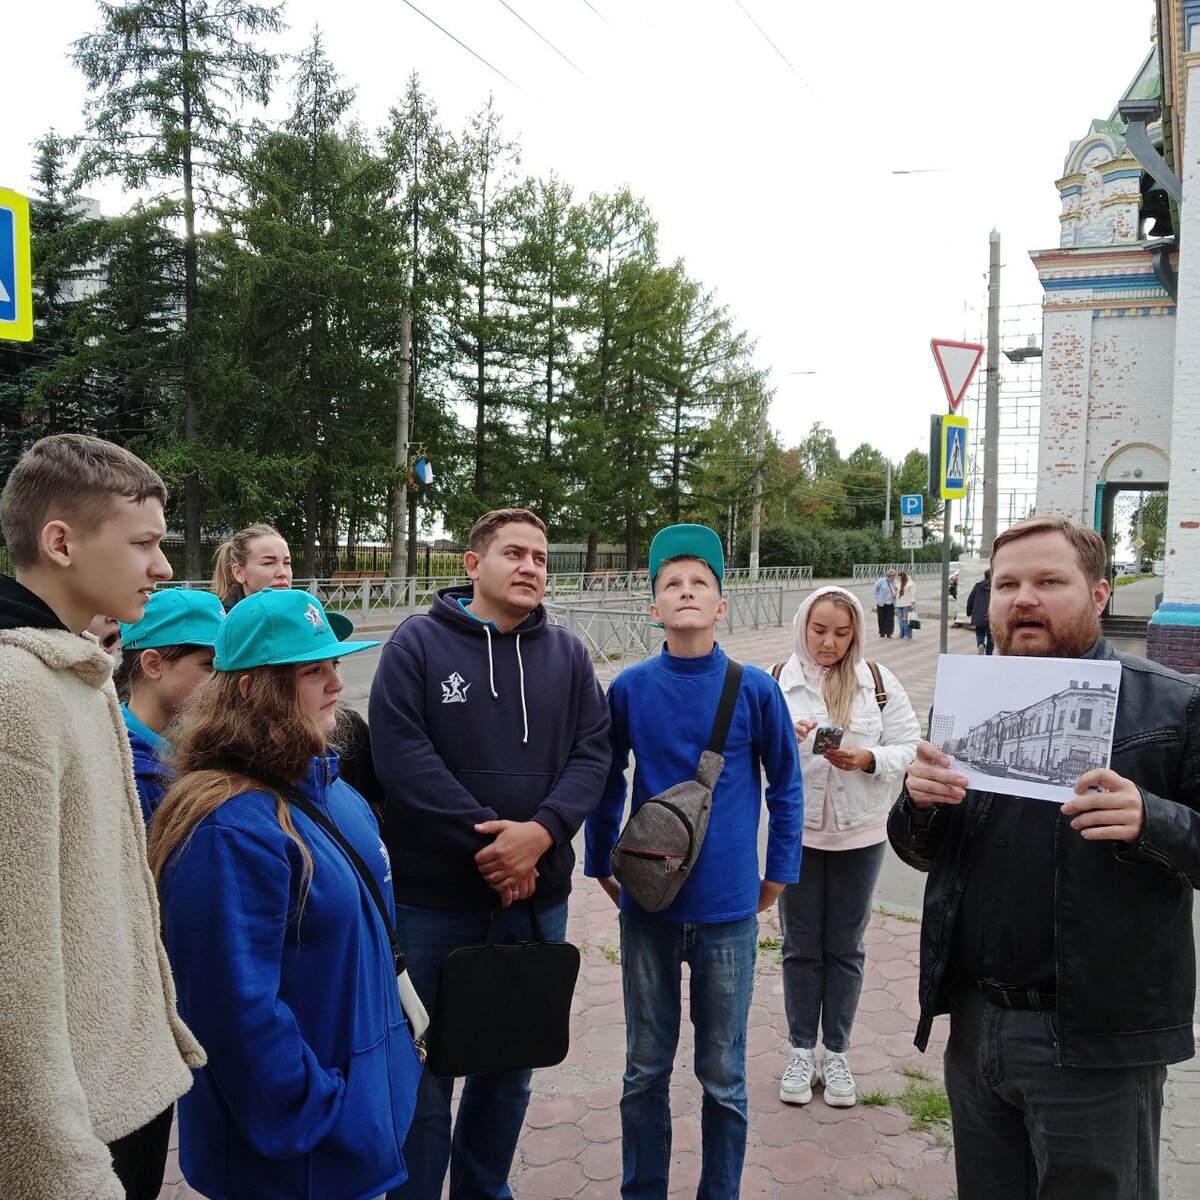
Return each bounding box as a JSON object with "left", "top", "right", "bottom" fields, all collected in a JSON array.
[
  {"left": 941, "top": 414, "right": 968, "bottom": 499},
  {"left": 0, "top": 189, "right": 33, "bottom": 342}
]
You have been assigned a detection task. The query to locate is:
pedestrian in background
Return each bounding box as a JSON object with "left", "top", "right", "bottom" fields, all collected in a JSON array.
[
  {"left": 895, "top": 570, "right": 918, "bottom": 639},
  {"left": 873, "top": 569, "right": 897, "bottom": 638},
  {"left": 149, "top": 589, "right": 420, "bottom": 1200},
  {"left": 966, "top": 570, "right": 993, "bottom": 655},
  {"left": 773, "top": 586, "right": 919, "bottom": 1108}
]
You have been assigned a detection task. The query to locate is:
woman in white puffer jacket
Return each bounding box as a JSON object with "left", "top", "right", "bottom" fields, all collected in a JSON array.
[{"left": 772, "top": 585, "right": 920, "bottom": 1110}]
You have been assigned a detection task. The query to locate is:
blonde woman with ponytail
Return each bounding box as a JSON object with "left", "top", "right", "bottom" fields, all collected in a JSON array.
[
  {"left": 210, "top": 522, "right": 291, "bottom": 610},
  {"left": 148, "top": 589, "right": 421, "bottom": 1200},
  {"left": 772, "top": 586, "right": 920, "bottom": 1110}
]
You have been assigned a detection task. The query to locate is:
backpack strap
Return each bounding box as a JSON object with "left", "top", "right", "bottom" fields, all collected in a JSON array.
[
  {"left": 866, "top": 660, "right": 888, "bottom": 710},
  {"left": 770, "top": 661, "right": 784, "bottom": 681},
  {"left": 705, "top": 660, "right": 745, "bottom": 757}
]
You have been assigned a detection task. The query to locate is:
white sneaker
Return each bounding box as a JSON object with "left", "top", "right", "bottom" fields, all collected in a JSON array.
[
  {"left": 779, "top": 1047, "right": 815, "bottom": 1105},
  {"left": 819, "top": 1051, "right": 857, "bottom": 1107}
]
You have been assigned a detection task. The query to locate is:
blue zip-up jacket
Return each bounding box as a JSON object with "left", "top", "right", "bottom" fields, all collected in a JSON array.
[
  {"left": 584, "top": 644, "right": 804, "bottom": 923},
  {"left": 370, "top": 584, "right": 611, "bottom": 909},
  {"left": 159, "top": 754, "right": 420, "bottom": 1200},
  {"left": 120, "top": 703, "right": 172, "bottom": 822}
]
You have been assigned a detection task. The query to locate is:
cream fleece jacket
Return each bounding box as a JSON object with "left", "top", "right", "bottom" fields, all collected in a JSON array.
[{"left": 0, "top": 627, "right": 204, "bottom": 1200}]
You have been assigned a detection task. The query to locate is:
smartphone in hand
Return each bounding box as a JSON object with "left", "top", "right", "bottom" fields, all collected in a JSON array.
[{"left": 812, "top": 726, "right": 845, "bottom": 754}]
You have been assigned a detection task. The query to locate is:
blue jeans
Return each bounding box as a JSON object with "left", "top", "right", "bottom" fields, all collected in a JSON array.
[
  {"left": 897, "top": 607, "right": 913, "bottom": 637},
  {"left": 943, "top": 977, "right": 1166, "bottom": 1199},
  {"left": 975, "top": 626, "right": 994, "bottom": 654},
  {"left": 778, "top": 842, "right": 887, "bottom": 1053},
  {"left": 619, "top": 910, "right": 757, "bottom": 1200},
  {"left": 388, "top": 899, "right": 569, "bottom": 1200}
]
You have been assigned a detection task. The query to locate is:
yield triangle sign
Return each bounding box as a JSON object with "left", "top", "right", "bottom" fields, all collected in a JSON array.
[{"left": 930, "top": 339, "right": 984, "bottom": 412}]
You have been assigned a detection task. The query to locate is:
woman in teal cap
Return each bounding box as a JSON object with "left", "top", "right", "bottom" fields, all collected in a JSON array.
[
  {"left": 148, "top": 588, "right": 421, "bottom": 1200},
  {"left": 116, "top": 588, "right": 225, "bottom": 822}
]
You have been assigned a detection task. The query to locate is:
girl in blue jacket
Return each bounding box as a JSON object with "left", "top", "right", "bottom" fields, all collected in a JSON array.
[{"left": 148, "top": 589, "right": 421, "bottom": 1200}]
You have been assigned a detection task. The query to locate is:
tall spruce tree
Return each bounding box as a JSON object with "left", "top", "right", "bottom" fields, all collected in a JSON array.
[{"left": 73, "top": 0, "right": 281, "bottom": 577}]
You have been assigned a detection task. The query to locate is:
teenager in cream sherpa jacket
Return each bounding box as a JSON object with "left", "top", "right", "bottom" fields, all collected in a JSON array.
[{"left": 0, "top": 625, "right": 205, "bottom": 1200}]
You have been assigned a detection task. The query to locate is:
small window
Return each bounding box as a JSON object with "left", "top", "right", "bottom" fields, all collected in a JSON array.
[{"left": 1078, "top": 708, "right": 1093, "bottom": 732}]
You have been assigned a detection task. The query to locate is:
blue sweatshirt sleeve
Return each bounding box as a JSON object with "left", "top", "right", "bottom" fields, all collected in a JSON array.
[
  {"left": 757, "top": 677, "right": 804, "bottom": 884},
  {"left": 368, "top": 633, "right": 500, "bottom": 856},
  {"left": 162, "top": 823, "right": 345, "bottom": 1158},
  {"left": 531, "top": 643, "right": 612, "bottom": 846},
  {"left": 583, "top": 678, "right": 630, "bottom": 877}
]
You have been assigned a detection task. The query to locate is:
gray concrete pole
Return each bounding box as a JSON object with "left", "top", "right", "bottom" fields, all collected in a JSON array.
[
  {"left": 980, "top": 230, "right": 1002, "bottom": 555},
  {"left": 390, "top": 310, "right": 413, "bottom": 579},
  {"left": 749, "top": 393, "right": 767, "bottom": 580}
]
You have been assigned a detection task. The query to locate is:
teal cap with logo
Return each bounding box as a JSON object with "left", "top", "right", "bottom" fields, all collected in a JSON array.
[
  {"left": 647, "top": 523, "right": 725, "bottom": 594},
  {"left": 214, "top": 588, "right": 379, "bottom": 672},
  {"left": 120, "top": 588, "right": 225, "bottom": 651}
]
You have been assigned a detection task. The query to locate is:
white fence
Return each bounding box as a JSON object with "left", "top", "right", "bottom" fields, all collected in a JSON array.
[
  {"left": 852, "top": 562, "right": 949, "bottom": 581},
  {"left": 167, "top": 566, "right": 813, "bottom": 618}
]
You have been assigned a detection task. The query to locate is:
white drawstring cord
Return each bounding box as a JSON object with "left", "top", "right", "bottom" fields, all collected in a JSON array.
[
  {"left": 516, "top": 634, "right": 528, "bottom": 744},
  {"left": 484, "top": 625, "right": 498, "bottom": 698}
]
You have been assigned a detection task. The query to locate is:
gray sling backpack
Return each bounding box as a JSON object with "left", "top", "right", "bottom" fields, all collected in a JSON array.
[{"left": 610, "top": 660, "right": 744, "bottom": 912}]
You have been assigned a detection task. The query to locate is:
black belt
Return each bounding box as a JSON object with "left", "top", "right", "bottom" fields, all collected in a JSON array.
[{"left": 975, "top": 977, "right": 1057, "bottom": 1012}]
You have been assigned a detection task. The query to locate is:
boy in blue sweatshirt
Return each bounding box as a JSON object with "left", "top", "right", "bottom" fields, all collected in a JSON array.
[{"left": 585, "top": 523, "right": 803, "bottom": 1200}]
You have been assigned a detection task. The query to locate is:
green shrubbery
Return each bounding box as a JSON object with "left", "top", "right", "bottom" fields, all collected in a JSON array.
[{"left": 735, "top": 525, "right": 955, "bottom": 577}]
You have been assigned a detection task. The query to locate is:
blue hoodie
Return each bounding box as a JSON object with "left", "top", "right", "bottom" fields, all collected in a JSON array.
[
  {"left": 159, "top": 754, "right": 420, "bottom": 1200},
  {"left": 369, "top": 584, "right": 611, "bottom": 909},
  {"left": 121, "top": 703, "right": 172, "bottom": 822}
]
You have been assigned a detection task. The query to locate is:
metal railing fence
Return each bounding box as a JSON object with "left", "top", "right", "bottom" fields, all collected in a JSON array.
[{"left": 852, "top": 562, "right": 948, "bottom": 580}]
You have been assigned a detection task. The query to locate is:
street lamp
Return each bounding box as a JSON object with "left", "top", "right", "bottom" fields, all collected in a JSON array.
[{"left": 750, "top": 371, "right": 817, "bottom": 581}]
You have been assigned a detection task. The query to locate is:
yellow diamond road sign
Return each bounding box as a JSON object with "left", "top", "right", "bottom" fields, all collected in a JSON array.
[{"left": 0, "top": 188, "right": 33, "bottom": 342}]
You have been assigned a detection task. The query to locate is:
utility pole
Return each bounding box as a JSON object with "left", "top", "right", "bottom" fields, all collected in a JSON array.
[
  {"left": 884, "top": 459, "right": 892, "bottom": 530},
  {"left": 980, "top": 229, "right": 1002, "bottom": 556},
  {"left": 748, "top": 391, "right": 767, "bottom": 581},
  {"left": 390, "top": 310, "right": 413, "bottom": 579}
]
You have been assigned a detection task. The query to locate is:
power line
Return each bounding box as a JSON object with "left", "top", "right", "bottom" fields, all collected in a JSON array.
[
  {"left": 497, "top": 0, "right": 587, "bottom": 77},
  {"left": 731, "top": 0, "right": 807, "bottom": 85},
  {"left": 399, "top": 0, "right": 528, "bottom": 96},
  {"left": 579, "top": 0, "right": 609, "bottom": 23}
]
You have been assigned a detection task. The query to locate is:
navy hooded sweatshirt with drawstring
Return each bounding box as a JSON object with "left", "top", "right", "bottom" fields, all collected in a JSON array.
[{"left": 369, "top": 584, "right": 611, "bottom": 910}]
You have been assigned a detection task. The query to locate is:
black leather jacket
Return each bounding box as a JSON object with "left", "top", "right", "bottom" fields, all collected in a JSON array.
[{"left": 888, "top": 639, "right": 1200, "bottom": 1068}]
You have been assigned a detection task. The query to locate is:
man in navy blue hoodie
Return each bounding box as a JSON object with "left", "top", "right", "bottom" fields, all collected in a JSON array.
[{"left": 370, "top": 507, "right": 610, "bottom": 1200}]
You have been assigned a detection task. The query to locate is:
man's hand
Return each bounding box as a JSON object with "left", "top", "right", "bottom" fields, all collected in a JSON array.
[
  {"left": 904, "top": 740, "right": 968, "bottom": 809},
  {"left": 1062, "top": 769, "right": 1146, "bottom": 843},
  {"left": 825, "top": 745, "right": 873, "bottom": 772},
  {"left": 758, "top": 879, "right": 786, "bottom": 912},
  {"left": 493, "top": 869, "right": 539, "bottom": 908},
  {"left": 596, "top": 875, "right": 620, "bottom": 908},
  {"left": 474, "top": 819, "right": 554, "bottom": 890}
]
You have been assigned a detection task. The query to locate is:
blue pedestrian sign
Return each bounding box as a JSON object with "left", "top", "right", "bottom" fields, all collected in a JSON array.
[
  {"left": 941, "top": 414, "right": 969, "bottom": 499},
  {"left": 0, "top": 189, "right": 33, "bottom": 342},
  {"left": 900, "top": 494, "right": 923, "bottom": 519}
]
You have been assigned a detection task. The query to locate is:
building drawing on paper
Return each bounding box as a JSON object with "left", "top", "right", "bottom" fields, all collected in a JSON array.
[{"left": 950, "top": 680, "right": 1117, "bottom": 785}]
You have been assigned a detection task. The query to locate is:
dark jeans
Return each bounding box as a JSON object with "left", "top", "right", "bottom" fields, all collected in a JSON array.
[
  {"left": 619, "top": 910, "right": 757, "bottom": 1200},
  {"left": 778, "top": 842, "right": 887, "bottom": 1053},
  {"left": 943, "top": 978, "right": 1166, "bottom": 1199},
  {"left": 876, "top": 604, "right": 895, "bottom": 637},
  {"left": 389, "top": 899, "right": 569, "bottom": 1200},
  {"left": 975, "top": 626, "right": 995, "bottom": 654},
  {"left": 107, "top": 1105, "right": 173, "bottom": 1200}
]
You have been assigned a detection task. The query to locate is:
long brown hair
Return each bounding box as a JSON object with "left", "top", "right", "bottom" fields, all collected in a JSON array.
[
  {"left": 210, "top": 523, "right": 285, "bottom": 602},
  {"left": 147, "top": 665, "right": 325, "bottom": 905},
  {"left": 812, "top": 592, "right": 863, "bottom": 728}
]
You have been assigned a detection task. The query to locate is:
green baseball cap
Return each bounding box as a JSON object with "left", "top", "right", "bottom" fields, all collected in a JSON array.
[
  {"left": 120, "top": 588, "right": 225, "bottom": 651},
  {"left": 648, "top": 524, "right": 725, "bottom": 594},
  {"left": 214, "top": 588, "right": 379, "bottom": 672}
]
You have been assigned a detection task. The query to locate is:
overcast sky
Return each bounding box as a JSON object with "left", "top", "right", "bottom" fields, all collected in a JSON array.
[{"left": 5, "top": 0, "right": 1153, "bottom": 465}]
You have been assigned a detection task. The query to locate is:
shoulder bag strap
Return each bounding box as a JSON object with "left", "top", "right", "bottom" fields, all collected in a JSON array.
[
  {"left": 705, "top": 660, "right": 745, "bottom": 756},
  {"left": 866, "top": 660, "right": 888, "bottom": 710},
  {"left": 201, "top": 758, "right": 405, "bottom": 972},
  {"left": 770, "top": 661, "right": 783, "bottom": 681}
]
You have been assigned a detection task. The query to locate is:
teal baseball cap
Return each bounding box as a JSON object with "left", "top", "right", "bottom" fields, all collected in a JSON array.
[
  {"left": 120, "top": 588, "right": 225, "bottom": 651},
  {"left": 648, "top": 524, "right": 725, "bottom": 594},
  {"left": 214, "top": 588, "right": 379, "bottom": 672}
]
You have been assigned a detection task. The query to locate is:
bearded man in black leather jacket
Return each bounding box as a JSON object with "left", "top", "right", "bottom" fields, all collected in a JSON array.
[{"left": 889, "top": 515, "right": 1200, "bottom": 1200}]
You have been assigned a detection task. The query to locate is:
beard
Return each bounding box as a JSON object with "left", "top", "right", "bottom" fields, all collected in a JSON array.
[{"left": 993, "top": 598, "right": 1102, "bottom": 658}]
